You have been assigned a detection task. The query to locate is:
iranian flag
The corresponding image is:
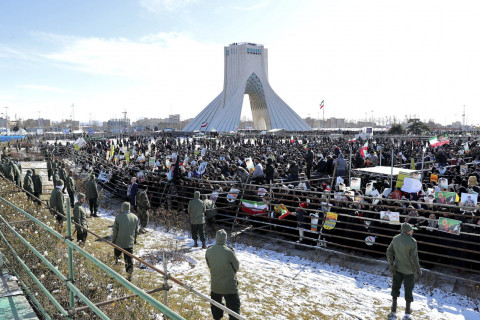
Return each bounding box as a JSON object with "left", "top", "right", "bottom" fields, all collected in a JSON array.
[
  {"left": 241, "top": 199, "right": 268, "bottom": 215},
  {"left": 278, "top": 207, "right": 291, "bottom": 219},
  {"left": 429, "top": 135, "right": 450, "bottom": 147},
  {"left": 360, "top": 140, "right": 368, "bottom": 158},
  {"left": 201, "top": 121, "right": 208, "bottom": 128},
  {"left": 348, "top": 138, "right": 357, "bottom": 143}
]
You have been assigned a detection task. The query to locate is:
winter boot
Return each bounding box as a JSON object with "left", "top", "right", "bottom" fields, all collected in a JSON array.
[
  {"left": 194, "top": 241, "right": 198, "bottom": 247},
  {"left": 403, "top": 301, "right": 412, "bottom": 319},
  {"left": 126, "top": 272, "right": 132, "bottom": 282},
  {"left": 387, "top": 297, "right": 397, "bottom": 320},
  {"left": 202, "top": 242, "right": 207, "bottom": 249},
  {"left": 391, "top": 297, "right": 397, "bottom": 313}
]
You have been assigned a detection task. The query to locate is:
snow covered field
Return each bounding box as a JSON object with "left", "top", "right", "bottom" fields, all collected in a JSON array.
[{"left": 100, "top": 210, "right": 480, "bottom": 320}]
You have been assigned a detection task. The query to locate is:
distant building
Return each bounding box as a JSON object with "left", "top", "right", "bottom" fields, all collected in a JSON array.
[
  {"left": 134, "top": 114, "right": 185, "bottom": 131},
  {"left": 24, "top": 118, "right": 52, "bottom": 129},
  {"left": 106, "top": 118, "right": 131, "bottom": 133},
  {"left": 327, "top": 118, "right": 345, "bottom": 128}
]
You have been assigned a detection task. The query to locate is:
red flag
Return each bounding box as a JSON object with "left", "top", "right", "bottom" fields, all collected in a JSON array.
[{"left": 360, "top": 140, "right": 368, "bottom": 158}]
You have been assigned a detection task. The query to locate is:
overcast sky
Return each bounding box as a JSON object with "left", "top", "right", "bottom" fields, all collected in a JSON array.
[{"left": 1, "top": 0, "right": 479, "bottom": 125}]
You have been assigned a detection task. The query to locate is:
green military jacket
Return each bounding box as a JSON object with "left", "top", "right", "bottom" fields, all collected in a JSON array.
[
  {"left": 32, "top": 174, "right": 42, "bottom": 194},
  {"left": 188, "top": 192, "right": 205, "bottom": 225},
  {"left": 23, "top": 174, "right": 34, "bottom": 194},
  {"left": 73, "top": 202, "right": 88, "bottom": 229},
  {"left": 112, "top": 212, "right": 139, "bottom": 249},
  {"left": 136, "top": 190, "right": 150, "bottom": 211},
  {"left": 4, "top": 162, "right": 14, "bottom": 181},
  {"left": 66, "top": 176, "right": 75, "bottom": 192},
  {"left": 205, "top": 240, "right": 240, "bottom": 294},
  {"left": 387, "top": 232, "right": 421, "bottom": 275},
  {"left": 86, "top": 178, "right": 98, "bottom": 200},
  {"left": 50, "top": 187, "right": 65, "bottom": 215}
]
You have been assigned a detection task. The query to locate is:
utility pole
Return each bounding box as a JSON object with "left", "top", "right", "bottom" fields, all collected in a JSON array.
[
  {"left": 71, "top": 103, "right": 75, "bottom": 130},
  {"left": 462, "top": 105, "right": 466, "bottom": 128},
  {"left": 4, "top": 106, "right": 8, "bottom": 131}
]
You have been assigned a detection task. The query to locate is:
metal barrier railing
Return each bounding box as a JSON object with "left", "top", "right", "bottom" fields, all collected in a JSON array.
[
  {"left": 0, "top": 173, "right": 247, "bottom": 320},
  {"left": 0, "top": 193, "right": 185, "bottom": 319}
]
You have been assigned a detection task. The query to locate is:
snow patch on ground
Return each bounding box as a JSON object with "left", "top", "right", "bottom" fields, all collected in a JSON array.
[{"left": 97, "top": 205, "right": 479, "bottom": 319}]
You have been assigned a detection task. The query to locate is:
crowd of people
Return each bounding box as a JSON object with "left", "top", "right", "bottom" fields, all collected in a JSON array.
[{"left": 39, "top": 132, "right": 480, "bottom": 275}]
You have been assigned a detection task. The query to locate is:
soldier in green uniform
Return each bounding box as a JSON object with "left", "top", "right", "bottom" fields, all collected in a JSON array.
[
  {"left": 205, "top": 229, "right": 241, "bottom": 320},
  {"left": 46, "top": 154, "right": 52, "bottom": 181},
  {"left": 4, "top": 160, "right": 14, "bottom": 181},
  {"left": 188, "top": 191, "right": 206, "bottom": 248},
  {"left": 32, "top": 169, "right": 42, "bottom": 205},
  {"left": 86, "top": 174, "right": 99, "bottom": 217},
  {"left": 23, "top": 169, "right": 34, "bottom": 200},
  {"left": 112, "top": 202, "right": 138, "bottom": 281},
  {"left": 135, "top": 185, "right": 150, "bottom": 234},
  {"left": 50, "top": 179, "right": 66, "bottom": 233},
  {"left": 59, "top": 163, "right": 67, "bottom": 192},
  {"left": 66, "top": 170, "right": 76, "bottom": 207},
  {"left": 386, "top": 223, "right": 422, "bottom": 320},
  {"left": 73, "top": 193, "right": 88, "bottom": 245},
  {"left": 11, "top": 160, "right": 22, "bottom": 187}
]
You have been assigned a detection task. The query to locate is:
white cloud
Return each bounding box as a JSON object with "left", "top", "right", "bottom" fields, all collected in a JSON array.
[
  {"left": 17, "top": 32, "right": 225, "bottom": 122},
  {"left": 139, "top": 0, "right": 198, "bottom": 13}
]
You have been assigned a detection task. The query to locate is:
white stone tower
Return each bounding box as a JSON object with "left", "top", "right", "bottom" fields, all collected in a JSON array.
[{"left": 182, "top": 43, "right": 311, "bottom": 132}]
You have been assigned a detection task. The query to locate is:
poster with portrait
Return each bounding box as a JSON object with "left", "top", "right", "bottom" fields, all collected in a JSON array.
[
  {"left": 226, "top": 188, "right": 240, "bottom": 202},
  {"left": 365, "top": 182, "right": 375, "bottom": 196},
  {"left": 380, "top": 211, "right": 400, "bottom": 224},
  {"left": 434, "top": 191, "right": 456, "bottom": 204},
  {"left": 438, "top": 217, "right": 461, "bottom": 235},
  {"left": 460, "top": 193, "right": 477, "bottom": 207},
  {"left": 245, "top": 158, "right": 254, "bottom": 172},
  {"left": 430, "top": 174, "right": 438, "bottom": 183},
  {"left": 350, "top": 177, "right": 361, "bottom": 190},
  {"left": 460, "top": 165, "right": 468, "bottom": 176},
  {"left": 198, "top": 161, "right": 208, "bottom": 174},
  {"left": 438, "top": 178, "right": 448, "bottom": 190}
]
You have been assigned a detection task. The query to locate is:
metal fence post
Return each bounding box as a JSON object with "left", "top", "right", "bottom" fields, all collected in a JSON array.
[
  {"left": 66, "top": 201, "right": 75, "bottom": 312},
  {"left": 163, "top": 251, "right": 168, "bottom": 306}
]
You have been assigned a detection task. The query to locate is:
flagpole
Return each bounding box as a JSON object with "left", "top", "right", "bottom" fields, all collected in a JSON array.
[{"left": 390, "top": 148, "right": 394, "bottom": 188}]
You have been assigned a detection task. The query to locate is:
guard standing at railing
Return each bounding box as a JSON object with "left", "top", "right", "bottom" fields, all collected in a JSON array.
[
  {"left": 23, "top": 169, "right": 34, "bottom": 200},
  {"left": 205, "top": 229, "right": 241, "bottom": 320},
  {"left": 86, "top": 174, "right": 99, "bottom": 217},
  {"left": 188, "top": 191, "right": 206, "bottom": 249},
  {"left": 46, "top": 153, "right": 53, "bottom": 181},
  {"left": 66, "top": 170, "right": 76, "bottom": 207},
  {"left": 112, "top": 202, "right": 138, "bottom": 282},
  {"left": 136, "top": 185, "right": 150, "bottom": 234},
  {"left": 32, "top": 169, "right": 42, "bottom": 204},
  {"left": 50, "top": 179, "right": 65, "bottom": 233},
  {"left": 73, "top": 193, "right": 88, "bottom": 245},
  {"left": 386, "top": 223, "right": 422, "bottom": 320}
]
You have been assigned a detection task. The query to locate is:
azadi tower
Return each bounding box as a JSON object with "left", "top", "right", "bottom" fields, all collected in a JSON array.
[{"left": 183, "top": 43, "right": 311, "bottom": 132}]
